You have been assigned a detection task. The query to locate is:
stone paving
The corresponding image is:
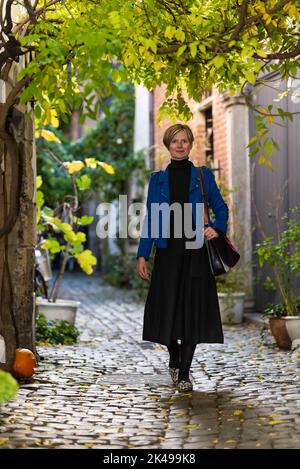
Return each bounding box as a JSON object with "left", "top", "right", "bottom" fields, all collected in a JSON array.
[{"left": 1, "top": 273, "right": 300, "bottom": 449}]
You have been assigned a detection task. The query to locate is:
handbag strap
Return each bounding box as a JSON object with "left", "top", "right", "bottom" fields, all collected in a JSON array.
[{"left": 197, "top": 167, "right": 209, "bottom": 225}]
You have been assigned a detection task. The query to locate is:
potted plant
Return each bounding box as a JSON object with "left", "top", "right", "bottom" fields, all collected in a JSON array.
[
  {"left": 255, "top": 206, "right": 300, "bottom": 350},
  {"left": 216, "top": 265, "right": 249, "bottom": 324},
  {"left": 35, "top": 139, "right": 114, "bottom": 325}
]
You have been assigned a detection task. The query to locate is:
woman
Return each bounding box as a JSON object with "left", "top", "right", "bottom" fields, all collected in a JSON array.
[{"left": 136, "top": 124, "right": 229, "bottom": 392}]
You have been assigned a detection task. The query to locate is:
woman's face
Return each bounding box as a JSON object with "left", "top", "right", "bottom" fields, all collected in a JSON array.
[{"left": 168, "top": 130, "right": 192, "bottom": 159}]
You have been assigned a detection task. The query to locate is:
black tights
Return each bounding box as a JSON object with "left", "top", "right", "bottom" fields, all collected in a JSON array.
[{"left": 167, "top": 340, "right": 196, "bottom": 381}]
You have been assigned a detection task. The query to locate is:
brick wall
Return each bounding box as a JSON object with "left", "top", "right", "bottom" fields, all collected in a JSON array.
[{"left": 152, "top": 84, "right": 229, "bottom": 187}]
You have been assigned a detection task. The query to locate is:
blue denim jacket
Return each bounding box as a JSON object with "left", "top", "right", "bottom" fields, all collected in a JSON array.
[{"left": 137, "top": 163, "right": 229, "bottom": 260}]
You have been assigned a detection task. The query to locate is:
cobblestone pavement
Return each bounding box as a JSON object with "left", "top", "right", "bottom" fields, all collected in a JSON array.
[{"left": 1, "top": 274, "right": 300, "bottom": 449}]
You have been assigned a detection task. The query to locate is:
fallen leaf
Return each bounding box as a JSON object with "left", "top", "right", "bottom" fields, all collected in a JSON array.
[
  {"left": 269, "top": 420, "right": 285, "bottom": 425},
  {"left": 233, "top": 410, "right": 243, "bottom": 416},
  {"left": 184, "top": 424, "right": 199, "bottom": 429}
]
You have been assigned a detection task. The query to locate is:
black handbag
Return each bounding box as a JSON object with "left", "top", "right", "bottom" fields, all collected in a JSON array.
[{"left": 197, "top": 167, "right": 240, "bottom": 276}]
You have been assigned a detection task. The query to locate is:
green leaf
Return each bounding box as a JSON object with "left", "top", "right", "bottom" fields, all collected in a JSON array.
[
  {"left": 0, "top": 370, "right": 18, "bottom": 404},
  {"left": 244, "top": 70, "right": 256, "bottom": 85},
  {"left": 177, "top": 45, "right": 187, "bottom": 57},
  {"left": 247, "top": 136, "right": 258, "bottom": 147},
  {"left": 77, "top": 215, "right": 94, "bottom": 226},
  {"left": 36, "top": 190, "right": 44, "bottom": 209},
  {"left": 41, "top": 239, "right": 63, "bottom": 254},
  {"left": 213, "top": 55, "right": 225, "bottom": 69},
  {"left": 76, "top": 174, "right": 91, "bottom": 191},
  {"left": 36, "top": 176, "right": 43, "bottom": 189},
  {"left": 264, "top": 140, "right": 273, "bottom": 157},
  {"left": 249, "top": 147, "right": 259, "bottom": 157},
  {"left": 189, "top": 42, "right": 198, "bottom": 58}
]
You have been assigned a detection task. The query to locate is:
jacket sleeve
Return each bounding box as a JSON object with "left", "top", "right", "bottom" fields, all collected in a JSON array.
[
  {"left": 207, "top": 169, "right": 229, "bottom": 235},
  {"left": 136, "top": 174, "right": 156, "bottom": 261}
]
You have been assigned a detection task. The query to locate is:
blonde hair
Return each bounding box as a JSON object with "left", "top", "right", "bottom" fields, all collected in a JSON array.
[{"left": 163, "top": 124, "right": 194, "bottom": 149}]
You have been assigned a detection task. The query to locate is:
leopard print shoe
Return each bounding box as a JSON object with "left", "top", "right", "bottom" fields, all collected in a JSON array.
[
  {"left": 177, "top": 378, "right": 193, "bottom": 393},
  {"left": 169, "top": 367, "right": 179, "bottom": 386}
]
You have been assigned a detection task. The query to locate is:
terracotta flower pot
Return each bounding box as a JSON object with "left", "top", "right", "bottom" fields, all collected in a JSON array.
[{"left": 269, "top": 318, "right": 292, "bottom": 350}]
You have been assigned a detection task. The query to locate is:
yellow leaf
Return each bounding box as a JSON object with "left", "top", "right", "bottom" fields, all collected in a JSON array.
[
  {"left": 233, "top": 410, "right": 243, "bottom": 416},
  {"left": 266, "top": 159, "right": 273, "bottom": 170},
  {"left": 153, "top": 61, "right": 164, "bottom": 71},
  {"left": 36, "top": 175, "right": 43, "bottom": 189},
  {"left": 98, "top": 161, "right": 115, "bottom": 175},
  {"left": 0, "top": 438, "right": 9, "bottom": 446},
  {"left": 226, "top": 439, "right": 236, "bottom": 443},
  {"left": 49, "top": 109, "right": 59, "bottom": 128},
  {"left": 64, "top": 161, "right": 85, "bottom": 174},
  {"left": 154, "top": 345, "right": 165, "bottom": 352},
  {"left": 128, "top": 444, "right": 135, "bottom": 448},
  {"left": 35, "top": 129, "right": 61, "bottom": 143},
  {"left": 74, "top": 249, "right": 97, "bottom": 274},
  {"left": 268, "top": 115, "right": 274, "bottom": 124},
  {"left": 269, "top": 420, "right": 285, "bottom": 425},
  {"left": 183, "top": 424, "right": 199, "bottom": 429},
  {"left": 84, "top": 443, "right": 94, "bottom": 448},
  {"left": 84, "top": 158, "right": 98, "bottom": 168}
]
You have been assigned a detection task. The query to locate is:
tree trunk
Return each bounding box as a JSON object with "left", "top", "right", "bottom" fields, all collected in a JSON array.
[{"left": 0, "top": 102, "right": 36, "bottom": 370}]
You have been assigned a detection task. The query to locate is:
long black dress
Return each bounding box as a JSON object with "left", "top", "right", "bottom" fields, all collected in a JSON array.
[{"left": 142, "top": 158, "right": 224, "bottom": 346}]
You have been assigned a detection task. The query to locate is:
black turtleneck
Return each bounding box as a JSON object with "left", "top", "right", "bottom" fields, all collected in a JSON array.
[
  {"left": 169, "top": 157, "right": 191, "bottom": 204},
  {"left": 169, "top": 158, "right": 192, "bottom": 240}
]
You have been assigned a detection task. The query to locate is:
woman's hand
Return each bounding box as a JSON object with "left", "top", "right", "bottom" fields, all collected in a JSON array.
[
  {"left": 136, "top": 257, "right": 150, "bottom": 281},
  {"left": 204, "top": 227, "right": 219, "bottom": 240}
]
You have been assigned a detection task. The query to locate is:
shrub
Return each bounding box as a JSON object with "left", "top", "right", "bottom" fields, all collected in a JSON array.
[
  {"left": 36, "top": 314, "right": 80, "bottom": 345},
  {"left": 0, "top": 370, "right": 18, "bottom": 403},
  {"left": 103, "top": 252, "right": 154, "bottom": 302}
]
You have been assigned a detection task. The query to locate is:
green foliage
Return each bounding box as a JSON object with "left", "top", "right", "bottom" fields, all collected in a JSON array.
[
  {"left": 0, "top": 370, "right": 18, "bottom": 403},
  {"left": 262, "top": 275, "right": 277, "bottom": 293},
  {"left": 37, "top": 176, "right": 97, "bottom": 276},
  {"left": 255, "top": 206, "right": 300, "bottom": 316},
  {"left": 37, "top": 83, "right": 148, "bottom": 206},
  {"left": 12, "top": 1, "right": 300, "bottom": 171},
  {"left": 216, "top": 264, "right": 250, "bottom": 295},
  {"left": 263, "top": 301, "right": 300, "bottom": 319},
  {"left": 36, "top": 128, "right": 74, "bottom": 207},
  {"left": 36, "top": 314, "right": 80, "bottom": 345},
  {"left": 103, "top": 252, "right": 154, "bottom": 302}
]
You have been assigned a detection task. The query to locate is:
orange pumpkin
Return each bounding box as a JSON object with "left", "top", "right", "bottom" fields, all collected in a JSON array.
[{"left": 12, "top": 348, "right": 37, "bottom": 378}]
